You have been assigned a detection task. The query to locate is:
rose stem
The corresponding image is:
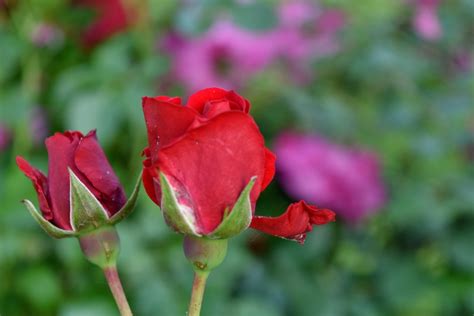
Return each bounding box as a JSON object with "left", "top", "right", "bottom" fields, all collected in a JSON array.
[
  {"left": 103, "top": 265, "right": 133, "bottom": 316},
  {"left": 188, "top": 271, "right": 210, "bottom": 316}
]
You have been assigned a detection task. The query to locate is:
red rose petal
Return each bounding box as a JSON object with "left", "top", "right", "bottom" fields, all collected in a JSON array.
[
  {"left": 142, "top": 156, "right": 161, "bottom": 205},
  {"left": 152, "top": 96, "right": 182, "bottom": 105},
  {"left": 74, "top": 130, "right": 126, "bottom": 216},
  {"left": 157, "top": 112, "right": 266, "bottom": 234},
  {"left": 226, "top": 90, "right": 251, "bottom": 113},
  {"left": 45, "top": 131, "right": 85, "bottom": 230},
  {"left": 261, "top": 148, "right": 276, "bottom": 192},
  {"left": 187, "top": 87, "right": 230, "bottom": 113},
  {"left": 310, "top": 208, "right": 336, "bottom": 225},
  {"left": 187, "top": 87, "right": 250, "bottom": 114},
  {"left": 16, "top": 156, "right": 53, "bottom": 221},
  {"left": 142, "top": 96, "right": 197, "bottom": 162},
  {"left": 250, "top": 201, "right": 336, "bottom": 244},
  {"left": 202, "top": 100, "right": 232, "bottom": 118}
]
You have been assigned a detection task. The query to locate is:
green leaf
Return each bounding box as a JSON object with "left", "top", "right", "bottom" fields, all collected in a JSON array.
[
  {"left": 110, "top": 171, "right": 142, "bottom": 225},
  {"left": 209, "top": 177, "right": 256, "bottom": 239},
  {"left": 159, "top": 173, "right": 200, "bottom": 236},
  {"left": 21, "top": 199, "right": 76, "bottom": 239},
  {"left": 69, "top": 169, "right": 109, "bottom": 233}
]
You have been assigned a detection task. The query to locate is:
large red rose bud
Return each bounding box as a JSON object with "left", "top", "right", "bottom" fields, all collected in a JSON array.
[
  {"left": 142, "top": 87, "right": 335, "bottom": 245},
  {"left": 142, "top": 88, "right": 335, "bottom": 316}
]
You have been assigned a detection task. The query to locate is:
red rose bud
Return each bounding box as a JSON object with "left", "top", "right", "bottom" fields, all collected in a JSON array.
[
  {"left": 142, "top": 87, "right": 336, "bottom": 244},
  {"left": 17, "top": 130, "right": 140, "bottom": 239}
]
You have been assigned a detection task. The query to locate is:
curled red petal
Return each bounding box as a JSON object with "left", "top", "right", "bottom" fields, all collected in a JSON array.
[
  {"left": 250, "top": 201, "right": 336, "bottom": 244},
  {"left": 202, "top": 100, "right": 232, "bottom": 118},
  {"left": 187, "top": 87, "right": 250, "bottom": 115},
  {"left": 74, "top": 130, "right": 126, "bottom": 216},
  {"left": 152, "top": 96, "right": 182, "bottom": 105},
  {"left": 310, "top": 208, "right": 336, "bottom": 225},
  {"left": 226, "top": 90, "right": 251, "bottom": 113},
  {"left": 16, "top": 156, "right": 53, "bottom": 221},
  {"left": 187, "top": 87, "right": 230, "bottom": 113},
  {"left": 142, "top": 96, "right": 197, "bottom": 163},
  {"left": 261, "top": 148, "right": 276, "bottom": 192}
]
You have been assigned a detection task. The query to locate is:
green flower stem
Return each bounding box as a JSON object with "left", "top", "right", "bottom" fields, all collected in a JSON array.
[
  {"left": 183, "top": 236, "right": 228, "bottom": 316},
  {"left": 103, "top": 266, "right": 133, "bottom": 316},
  {"left": 188, "top": 270, "right": 210, "bottom": 316}
]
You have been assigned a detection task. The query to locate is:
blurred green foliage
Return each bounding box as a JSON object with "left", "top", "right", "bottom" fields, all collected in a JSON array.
[{"left": 0, "top": 0, "right": 473, "bottom": 315}]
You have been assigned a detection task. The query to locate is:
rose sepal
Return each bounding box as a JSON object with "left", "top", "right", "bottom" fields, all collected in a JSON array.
[
  {"left": 69, "top": 168, "right": 140, "bottom": 235},
  {"left": 109, "top": 171, "right": 142, "bottom": 225},
  {"left": 208, "top": 176, "right": 256, "bottom": 239},
  {"left": 21, "top": 199, "right": 77, "bottom": 238},
  {"left": 159, "top": 172, "right": 201, "bottom": 236},
  {"left": 69, "top": 169, "right": 110, "bottom": 233},
  {"left": 20, "top": 170, "right": 140, "bottom": 239}
]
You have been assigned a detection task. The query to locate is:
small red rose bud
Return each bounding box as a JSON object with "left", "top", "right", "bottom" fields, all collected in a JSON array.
[
  {"left": 16, "top": 130, "right": 139, "bottom": 316},
  {"left": 16, "top": 131, "right": 141, "bottom": 237},
  {"left": 18, "top": 168, "right": 141, "bottom": 239}
]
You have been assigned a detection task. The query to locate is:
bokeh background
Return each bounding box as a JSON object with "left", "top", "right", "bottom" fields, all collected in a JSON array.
[{"left": 1, "top": 0, "right": 473, "bottom": 315}]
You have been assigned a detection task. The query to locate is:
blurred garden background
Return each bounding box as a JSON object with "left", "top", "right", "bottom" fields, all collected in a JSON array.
[{"left": 0, "top": 0, "right": 473, "bottom": 315}]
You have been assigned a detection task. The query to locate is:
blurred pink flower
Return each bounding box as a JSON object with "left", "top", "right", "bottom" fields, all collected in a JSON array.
[
  {"left": 164, "top": 1, "right": 346, "bottom": 89},
  {"left": 274, "top": 132, "right": 386, "bottom": 224},
  {"left": 31, "top": 23, "right": 64, "bottom": 48},
  {"left": 412, "top": 0, "right": 442, "bottom": 41},
  {"left": 0, "top": 124, "right": 11, "bottom": 152},
  {"left": 277, "top": 2, "right": 345, "bottom": 59},
  {"left": 30, "top": 106, "right": 49, "bottom": 146},
  {"left": 163, "top": 20, "right": 280, "bottom": 92},
  {"left": 453, "top": 50, "right": 472, "bottom": 73},
  {"left": 275, "top": 1, "right": 346, "bottom": 81},
  {"left": 278, "top": 0, "right": 319, "bottom": 27}
]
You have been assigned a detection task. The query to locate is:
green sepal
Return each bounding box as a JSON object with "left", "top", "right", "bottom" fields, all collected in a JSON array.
[
  {"left": 109, "top": 171, "right": 142, "bottom": 225},
  {"left": 209, "top": 176, "right": 256, "bottom": 239},
  {"left": 159, "top": 172, "right": 201, "bottom": 236},
  {"left": 69, "top": 169, "right": 109, "bottom": 233},
  {"left": 21, "top": 199, "right": 76, "bottom": 238}
]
